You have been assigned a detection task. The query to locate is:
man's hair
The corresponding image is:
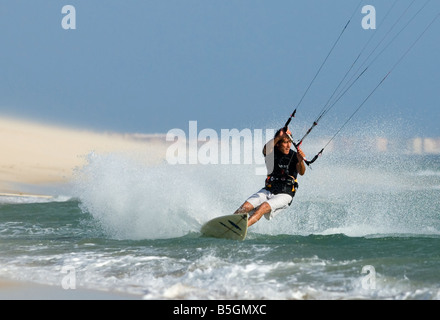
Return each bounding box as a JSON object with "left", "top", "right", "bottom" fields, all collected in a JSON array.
[
  {"left": 274, "top": 128, "right": 283, "bottom": 138},
  {"left": 275, "top": 130, "right": 291, "bottom": 148}
]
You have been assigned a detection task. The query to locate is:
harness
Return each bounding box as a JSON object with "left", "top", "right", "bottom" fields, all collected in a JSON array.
[
  {"left": 264, "top": 148, "right": 299, "bottom": 205},
  {"left": 265, "top": 174, "right": 298, "bottom": 198}
]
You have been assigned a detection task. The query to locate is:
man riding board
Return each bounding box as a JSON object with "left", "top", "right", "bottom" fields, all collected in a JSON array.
[{"left": 234, "top": 128, "right": 306, "bottom": 227}]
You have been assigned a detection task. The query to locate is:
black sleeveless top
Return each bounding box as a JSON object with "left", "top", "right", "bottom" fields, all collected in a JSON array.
[{"left": 264, "top": 148, "right": 299, "bottom": 197}]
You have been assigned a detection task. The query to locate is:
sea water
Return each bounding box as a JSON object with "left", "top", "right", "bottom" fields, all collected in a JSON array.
[{"left": 1, "top": 151, "right": 439, "bottom": 300}]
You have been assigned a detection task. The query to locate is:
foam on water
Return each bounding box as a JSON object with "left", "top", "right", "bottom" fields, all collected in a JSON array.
[
  {"left": 72, "top": 152, "right": 261, "bottom": 239},
  {"left": 72, "top": 148, "right": 440, "bottom": 240},
  {"left": 0, "top": 194, "right": 71, "bottom": 205},
  {"left": 71, "top": 115, "right": 440, "bottom": 240},
  {"left": 3, "top": 238, "right": 438, "bottom": 300},
  {"left": 413, "top": 170, "right": 440, "bottom": 177}
]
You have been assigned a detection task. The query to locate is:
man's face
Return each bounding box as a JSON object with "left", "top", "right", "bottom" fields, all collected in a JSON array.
[{"left": 277, "top": 137, "right": 291, "bottom": 155}]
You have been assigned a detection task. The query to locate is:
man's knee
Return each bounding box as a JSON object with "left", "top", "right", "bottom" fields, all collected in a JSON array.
[
  {"left": 259, "top": 202, "right": 272, "bottom": 213},
  {"left": 251, "top": 202, "right": 272, "bottom": 220},
  {"left": 235, "top": 201, "right": 254, "bottom": 214}
]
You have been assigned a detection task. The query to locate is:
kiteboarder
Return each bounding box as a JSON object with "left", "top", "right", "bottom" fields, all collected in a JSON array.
[{"left": 234, "top": 128, "right": 306, "bottom": 227}]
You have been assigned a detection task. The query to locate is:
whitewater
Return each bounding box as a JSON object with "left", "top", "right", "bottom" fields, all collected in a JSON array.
[{"left": 1, "top": 147, "right": 439, "bottom": 300}]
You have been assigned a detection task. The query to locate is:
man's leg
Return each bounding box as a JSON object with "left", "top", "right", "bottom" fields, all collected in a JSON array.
[
  {"left": 234, "top": 201, "right": 254, "bottom": 215},
  {"left": 247, "top": 202, "right": 271, "bottom": 227},
  {"left": 248, "top": 193, "right": 293, "bottom": 226},
  {"left": 234, "top": 189, "right": 268, "bottom": 215}
]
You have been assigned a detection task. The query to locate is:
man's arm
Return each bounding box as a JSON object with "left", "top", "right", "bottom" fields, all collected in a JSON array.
[{"left": 296, "top": 147, "right": 306, "bottom": 175}]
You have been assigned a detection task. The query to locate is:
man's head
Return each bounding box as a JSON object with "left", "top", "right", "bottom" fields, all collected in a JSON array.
[{"left": 275, "top": 129, "right": 292, "bottom": 155}]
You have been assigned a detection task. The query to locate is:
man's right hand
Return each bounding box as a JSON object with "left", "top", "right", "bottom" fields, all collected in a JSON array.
[{"left": 277, "top": 128, "right": 292, "bottom": 138}]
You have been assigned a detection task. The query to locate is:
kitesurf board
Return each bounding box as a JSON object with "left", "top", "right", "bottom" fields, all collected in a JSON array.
[{"left": 201, "top": 214, "right": 248, "bottom": 240}]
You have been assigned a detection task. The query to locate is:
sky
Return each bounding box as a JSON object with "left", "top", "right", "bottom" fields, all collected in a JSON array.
[{"left": 1, "top": 0, "right": 439, "bottom": 138}]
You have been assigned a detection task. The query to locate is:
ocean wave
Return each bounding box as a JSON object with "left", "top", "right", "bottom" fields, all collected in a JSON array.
[
  {"left": 2, "top": 245, "right": 439, "bottom": 300},
  {"left": 318, "top": 226, "right": 440, "bottom": 238},
  {"left": 413, "top": 170, "right": 440, "bottom": 177},
  {"left": 72, "top": 152, "right": 260, "bottom": 240},
  {"left": 0, "top": 193, "right": 72, "bottom": 205},
  {"left": 70, "top": 151, "right": 440, "bottom": 240}
]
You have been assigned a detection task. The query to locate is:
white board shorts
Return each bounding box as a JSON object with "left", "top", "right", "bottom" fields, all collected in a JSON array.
[{"left": 245, "top": 188, "right": 293, "bottom": 221}]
